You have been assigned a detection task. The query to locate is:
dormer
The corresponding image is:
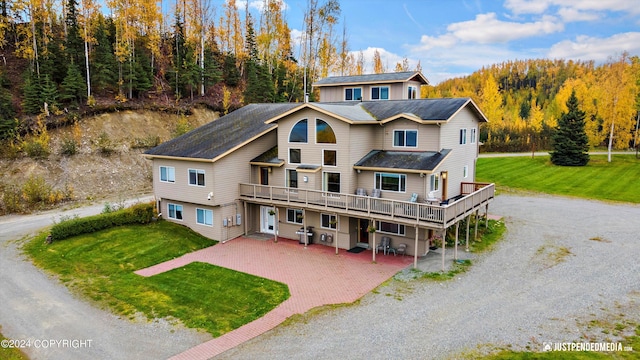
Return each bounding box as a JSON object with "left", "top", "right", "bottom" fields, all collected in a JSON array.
[{"left": 312, "top": 71, "right": 429, "bottom": 103}]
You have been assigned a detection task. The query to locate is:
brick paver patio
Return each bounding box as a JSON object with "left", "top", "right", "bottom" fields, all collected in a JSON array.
[{"left": 135, "top": 236, "right": 412, "bottom": 359}]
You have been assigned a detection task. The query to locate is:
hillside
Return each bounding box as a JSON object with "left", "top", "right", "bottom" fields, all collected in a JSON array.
[{"left": 0, "top": 108, "right": 217, "bottom": 214}]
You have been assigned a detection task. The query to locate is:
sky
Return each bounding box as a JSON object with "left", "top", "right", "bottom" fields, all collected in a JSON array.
[{"left": 243, "top": 0, "right": 640, "bottom": 84}]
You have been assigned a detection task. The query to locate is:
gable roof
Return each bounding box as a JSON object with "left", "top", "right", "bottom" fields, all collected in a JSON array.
[
  {"left": 313, "top": 71, "right": 429, "bottom": 87},
  {"left": 353, "top": 149, "right": 451, "bottom": 173},
  {"left": 144, "top": 103, "right": 300, "bottom": 161}
]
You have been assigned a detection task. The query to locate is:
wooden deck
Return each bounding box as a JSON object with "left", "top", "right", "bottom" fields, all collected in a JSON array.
[{"left": 239, "top": 182, "right": 495, "bottom": 229}]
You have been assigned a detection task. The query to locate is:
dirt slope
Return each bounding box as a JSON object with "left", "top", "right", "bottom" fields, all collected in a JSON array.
[{"left": 0, "top": 108, "right": 217, "bottom": 207}]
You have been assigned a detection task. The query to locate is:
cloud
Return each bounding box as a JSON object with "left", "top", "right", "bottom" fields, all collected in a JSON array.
[
  {"left": 504, "top": 0, "right": 640, "bottom": 16},
  {"left": 547, "top": 32, "right": 640, "bottom": 61},
  {"left": 447, "top": 13, "right": 563, "bottom": 43},
  {"left": 557, "top": 7, "right": 599, "bottom": 22}
]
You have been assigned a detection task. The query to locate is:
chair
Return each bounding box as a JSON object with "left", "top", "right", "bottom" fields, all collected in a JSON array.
[
  {"left": 396, "top": 243, "right": 407, "bottom": 257},
  {"left": 376, "top": 236, "right": 391, "bottom": 255},
  {"left": 356, "top": 188, "right": 367, "bottom": 196},
  {"left": 408, "top": 193, "right": 418, "bottom": 202},
  {"left": 370, "top": 189, "right": 381, "bottom": 198}
]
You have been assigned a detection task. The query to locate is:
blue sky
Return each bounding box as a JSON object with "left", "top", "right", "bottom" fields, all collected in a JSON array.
[{"left": 258, "top": 0, "right": 640, "bottom": 84}]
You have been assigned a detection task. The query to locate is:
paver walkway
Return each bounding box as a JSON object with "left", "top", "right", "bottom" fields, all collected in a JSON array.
[{"left": 135, "top": 237, "right": 413, "bottom": 359}]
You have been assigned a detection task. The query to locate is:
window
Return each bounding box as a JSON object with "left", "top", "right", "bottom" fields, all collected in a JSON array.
[
  {"left": 393, "top": 130, "right": 418, "bottom": 147},
  {"left": 408, "top": 86, "right": 417, "bottom": 99},
  {"left": 160, "top": 166, "right": 175, "bottom": 183},
  {"left": 287, "top": 208, "right": 303, "bottom": 224},
  {"left": 375, "top": 172, "right": 406, "bottom": 192},
  {"left": 287, "top": 169, "right": 298, "bottom": 188},
  {"left": 323, "top": 150, "right": 336, "bottom": 166},
  {"left": 344, "top": 87, "right": 362, "bottom": 101},
  {"left": 289, "top": 119, "right": 308, "bottom": 143},
  {"left": 376, "top": 221, "right": 405, "bottom": 235},
  {"left": 463, "top": 165, "right": 469, "bottom": 179},
  {"left": 289, "top": 148, "right": 301, "bottom": 164},
  {"left": 371, "top": 86, "right": 389, "bottom": 100},
  {"left": 316, "top": 119, "right": 336, "bottom": 143},
  {"left": 470, "top": 128, "right": 477, "bottom": 144},
  {"left": 196, "top": 208, "right": 213, "bottom": 226},
  {"left": 168, "top": 203, "right": 183, "bottom": 220},
  {"left": 459, "top": 128, "right": 467, "bottom": 145},
  {"left": 188, "top": 169, "right": 205, "bottom": 186},
  {"left": 324, "top": 172, "right": 340, "bottom": 193},
  {"left": 321, "top": 213, "right": 337, "bottom": 229},
  {"left": 430, "top": 174, "right": 439, "bottom": 192}
]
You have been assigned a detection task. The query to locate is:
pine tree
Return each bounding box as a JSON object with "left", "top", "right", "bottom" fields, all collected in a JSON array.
[
  {"left": 550, "top": 90, "right": 590, "bottom": 166},
  {"left": 61, "top": 63, "right": 87, "bottom": 106},
  {"left": 22, "top": 71, "right": 43, "bottom": 115},
  {"left": 91, "top": 16, "right": 117, "bottom": 94}
]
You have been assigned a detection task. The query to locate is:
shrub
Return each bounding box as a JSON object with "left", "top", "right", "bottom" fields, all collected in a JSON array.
[
  {"left": 50, "top": 202, "right": 156, "bottom": 241},
  {"left": 60, "top": 137, "right": 78, "bottom": 156},
  {"left": 23, "top": 138, "right": 50, "bottom": 159},
  {"left": 96, "top": 131, "right": 116, "bottom": 155},
  {"left": 1, "top": 185, "right": 24, "bottom": 214},
  {"left": 22, "top": 175, "right": 52, "bottom": 205}
]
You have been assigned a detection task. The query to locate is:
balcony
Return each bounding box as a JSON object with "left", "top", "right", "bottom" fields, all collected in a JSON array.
[{"left": 239, "top": 182, "right": 495, "bottom": 229}]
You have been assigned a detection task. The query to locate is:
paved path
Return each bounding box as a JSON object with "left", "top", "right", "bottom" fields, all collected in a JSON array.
[
  {"left": 0, "top": 196, "right": 210, "bottom": 360},
  {"left": 136, "top": 238, "right": 413, "bottom": 359}
]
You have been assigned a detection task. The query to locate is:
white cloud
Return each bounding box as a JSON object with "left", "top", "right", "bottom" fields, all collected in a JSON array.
[
  {"left": 504, "top": 0, "right": 640, "bottom": 16},
  {"left": 547, "top": 32, "right": 640, "bottom": 62},
  {"left": 447, "top": 13, "right": 563, "bottom": 43},
  {"left": 557, "top": 7, "right": 599, "bottom": 22}
]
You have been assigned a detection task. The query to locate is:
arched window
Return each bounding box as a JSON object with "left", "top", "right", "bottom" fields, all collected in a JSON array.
[
  {"left": 316, "top": 119, "right": 336, "bottom": 143},
  {"left": 289, "top": 119, "right": 308, "bottom": 143}
]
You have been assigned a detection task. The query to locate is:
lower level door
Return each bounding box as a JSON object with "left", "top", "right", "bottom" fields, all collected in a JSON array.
[
  {"left": 260, "top": 206, "right": 276, "bottom": 234},
  {"left": 357, "top": 218, "right": 369, "bottom": 247}
]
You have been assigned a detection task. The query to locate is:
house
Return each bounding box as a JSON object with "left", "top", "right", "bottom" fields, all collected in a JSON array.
[{"left": 144, "top": 72, "right": 494, "bottom": 267}]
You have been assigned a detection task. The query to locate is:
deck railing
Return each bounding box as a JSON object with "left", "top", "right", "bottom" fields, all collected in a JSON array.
[{"left": 239, "top": 182, "right": 495, "bottom": 228}]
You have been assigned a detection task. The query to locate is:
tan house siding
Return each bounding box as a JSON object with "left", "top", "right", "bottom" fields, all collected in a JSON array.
[
  {"left": 381, "top": 119, "right": 440, "bottom": 152},
  {"left": 438, "top": 106, "right": 480, "bottom": 198},
  {"left": 318, "top": 82, "right": 413, "bottom": 102},
  {"left": 153, "top": 159, "right": 214, "bottom": 206}
]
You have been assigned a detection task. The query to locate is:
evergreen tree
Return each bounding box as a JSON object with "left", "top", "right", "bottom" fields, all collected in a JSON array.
[
  {"left": 65, "top": 0, "right": 84, "bottom": 66},
  {"left": 61, "top": 63, "right": 87, "bottom": 106},
  {"left": 0, "top": 72, "right": 16, "bottom": 139},
  {"left": 22, "top": 71, "right": 43, "bottom": 115},
  {"left": 550, "top": 90, "right": 590, "bottom": 166},
  {"left": 91, "top": 16, "right": 117, "bottom": 94},
  {"left": 40, "top": 75, "right": 60, "bottom": 109},
  {"left": 222, "top": 53, "right": 240, "bottom": 87}
]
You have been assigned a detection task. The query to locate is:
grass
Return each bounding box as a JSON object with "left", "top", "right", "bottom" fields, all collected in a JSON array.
[
  {"left": 476, "top": 154, "right": 640, "bottom": 203},
  {"left": 0, "top": 329, "right": 29, "bottom": 360},
  {"left": 23, "top": 221, "right": 290, "bottom": 337}
]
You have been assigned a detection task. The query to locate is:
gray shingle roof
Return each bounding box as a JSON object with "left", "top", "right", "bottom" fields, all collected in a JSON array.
[
  {"left": 361, "top": 98, "right": 472, "bottom": 121},
  {"left": 354, "top": 149, "right": 451, "bottom": 172},
  {"left": 145, "top": 103, "right": 299, "bottom": 160},
  {"left": 313, "top": 71, "right": 427, "bottom": 86}
]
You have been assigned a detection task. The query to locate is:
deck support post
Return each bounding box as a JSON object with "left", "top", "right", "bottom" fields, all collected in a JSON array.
[
  {"left": 303, "top": 209, "right": 307, "bottom": 248},
  {"left": 243, "top": 201, "right": 248, "bottom": 236},
  {"left": 274, "top": 207, "right": 279, "bottom": 243},
  {"left": 335, "top": 213, "right": 339, "bottom": 255},
  {"left": 454, "top": 222, "right": 459, "bottom": 260},
  {"left": 474, "top": 209, "right": 479, "bottom": 240},
  {"left": 371, "top": 220, "right": 377, "bottom": 262},
  {"left": 465, "top": 214, "right": 471, "bottom": 252},
  {"left": 485, "top": 204, "right": 489, "bottom": 228},
  {"left": 441, "top": 229, "right": 446, "bottom": 272},
  {"left": 414, "top": 225, "right": 419, "bottom": 269}
]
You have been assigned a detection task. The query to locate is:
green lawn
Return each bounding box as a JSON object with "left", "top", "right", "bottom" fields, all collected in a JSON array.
[
  {"left": 0, "top": 330, "right": 28, "bottom": 360},
  {"left": 477, "top": 154, "right": 640, "bottom": 203},
  {"left": 23, "top": 221, "right": 290, "bottom": 337}
]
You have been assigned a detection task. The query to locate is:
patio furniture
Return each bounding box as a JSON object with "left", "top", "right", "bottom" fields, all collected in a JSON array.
[
  {"left": 376, "top": 236, "right": 391, "bottom": 255},
  {"left": 355, "top": 188, "right": 367, "bottom": 196},
  {"left": 396, "top": 243, "right": 407, "bottom": 256},
  {"left": 370, "top": 189, "right": 381, "bottom": 198}
]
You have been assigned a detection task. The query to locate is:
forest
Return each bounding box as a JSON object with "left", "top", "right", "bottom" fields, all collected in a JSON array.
[{"left": 0, "top": 0, "right": 639, "bottom": 153}]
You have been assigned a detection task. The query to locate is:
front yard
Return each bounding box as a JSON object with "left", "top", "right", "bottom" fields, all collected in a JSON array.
[{"left": 23, "top": 221, "right": 290, "bottom": 337}]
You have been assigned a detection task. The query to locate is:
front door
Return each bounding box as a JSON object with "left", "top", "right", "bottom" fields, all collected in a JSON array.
[
  {"left": 357, "top": 218, "right": 369, "bottom": 247},
  {"left": 260, "top": 206, "right": 276, "bottom": 234},
  {"left": 441, "top": 171, "right": 448, "bottom": 201}
]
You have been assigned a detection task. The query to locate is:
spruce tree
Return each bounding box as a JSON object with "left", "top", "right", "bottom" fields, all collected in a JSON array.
[
  {"left": 22, "top": 71, "right": 43, "bottom": 115},
  {"left": 61, "top": 64, "right": 87, "bottom": 106},
  {"left": 550, "top": 90, "right": 590, "bottom": 166}
]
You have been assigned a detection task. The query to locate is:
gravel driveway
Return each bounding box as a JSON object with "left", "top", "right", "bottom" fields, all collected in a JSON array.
[
  {"left": 0, "top": 197, "right": 210, "bottom": 360},
  {"left": 216, "top": 194, "right": 640, "bottom": 359}
]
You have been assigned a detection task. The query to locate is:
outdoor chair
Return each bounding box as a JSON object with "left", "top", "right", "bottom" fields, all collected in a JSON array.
[
  {"left": 370, "top": 189, "right": 381, "bottom": 198},
  {"left": 376, "top": 236, "right": 391, "bottom": 255},
  {"left": 396, "top": 243, "right": 407, "bottom": 256}
]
